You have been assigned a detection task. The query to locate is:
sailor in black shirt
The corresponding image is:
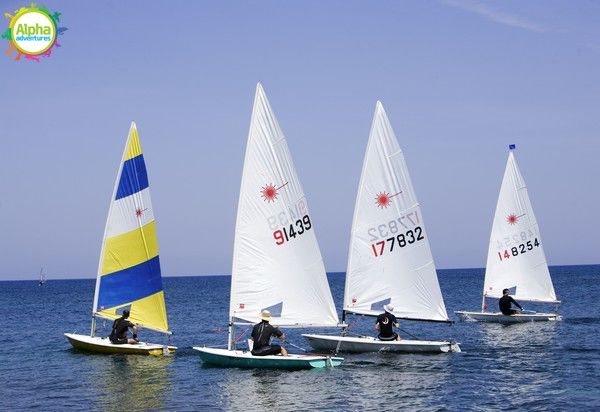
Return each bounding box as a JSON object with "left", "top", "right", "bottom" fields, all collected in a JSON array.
[
  {"left": 250, "top": 310, "right": 288, "bottom": 356},
  {"left": 109, "top": 309, "right": 139, "bottom": 344},
  {"left": 375, "top": 304, "right": 400, "bottom": 341},
  {"left": 499, "top": 289, "right": 523, "bottom": 315}
]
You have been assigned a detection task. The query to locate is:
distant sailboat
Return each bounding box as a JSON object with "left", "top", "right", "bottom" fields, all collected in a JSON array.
[
  {"left": 193, "top": 83, "right": 343, "bottom": 369},
  {"left": 456, "top": 145, "right": 561, "bottom": 323},
  {"left": 38, "top": 267, "right": 46, "bottom": 286},
  {"left": 303, "top": 102, "right": 460, "bottom": 353},
  {"left": 65, "top": 122, "right": 176, "bottom": 355}
]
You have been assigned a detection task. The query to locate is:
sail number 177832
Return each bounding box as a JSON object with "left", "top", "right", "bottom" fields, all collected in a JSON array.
[{"left": 371, "top": 226, "right": 425, "bottom": 257}]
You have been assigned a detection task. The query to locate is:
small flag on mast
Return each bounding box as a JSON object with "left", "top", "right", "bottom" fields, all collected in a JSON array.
[{"left": 509, "top": 144, "right": 516, "bottom": 150}]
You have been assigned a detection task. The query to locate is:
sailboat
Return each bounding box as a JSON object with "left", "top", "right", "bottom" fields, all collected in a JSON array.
[
  {"left": 65, "top": 122, "right": 176, "bottom": 355},
  {"left": 192, "top": 83, "right": 343, "bottom": 369},
  {"left": 302, "top": 102, "right": 460, "bottom": 353},
  {"left": 455, "top": 145, "right": 561, "bottom": 323},
  {"left": 38, "top": 267, "right": 46, "bottom": 286}
]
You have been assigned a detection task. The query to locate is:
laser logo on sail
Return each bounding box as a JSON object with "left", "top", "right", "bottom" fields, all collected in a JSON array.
[
  {"left": 375, "top": 191, "right": 402, "bottom": 209},
  {"left": 506, "top": 213, "right": 525, "bottom": 225},
  {"left": 261, "top": 181, "right": 288, "bottom": 203}
]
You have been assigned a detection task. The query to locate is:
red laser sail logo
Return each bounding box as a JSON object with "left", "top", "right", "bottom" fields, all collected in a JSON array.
[
  {"left": 375, "top": 191, "right": 402, "bottom": 208},
  {"left": 506, "top": 213, "right": 525, "bottom": 225},
  {"left": 261, "top": 181, "right": 288, "bottom": 202}
]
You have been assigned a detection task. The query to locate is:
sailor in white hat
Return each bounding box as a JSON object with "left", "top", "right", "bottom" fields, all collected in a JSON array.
[
  {"left": 375, "top": 304, "right": 400, "bottom": 341},
  {"left": 250, "top": 310, "right": 289, "bottom": 356}
]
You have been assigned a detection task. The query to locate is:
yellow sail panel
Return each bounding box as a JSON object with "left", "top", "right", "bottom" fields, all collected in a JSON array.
[
  {"left": 129, "top": 291, "right": 169, "bottom": 332},
  {"left": 124, "top": 123, "right": 143, "bottom": 161},
  {"left": 100, "top": 221, "right": 159, "bottom": 276},
  {"left": 98, "top": 292, "right": 169, "bottom": 332}
]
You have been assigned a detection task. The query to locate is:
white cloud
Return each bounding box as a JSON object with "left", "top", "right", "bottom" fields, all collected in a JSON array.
[{"left": 442, "top": 0, "right": 547, "bottom": 33}]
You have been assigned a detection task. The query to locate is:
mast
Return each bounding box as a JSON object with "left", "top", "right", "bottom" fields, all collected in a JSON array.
[{"left": 90, "top": 124, "right": 131, "bottom": 336}]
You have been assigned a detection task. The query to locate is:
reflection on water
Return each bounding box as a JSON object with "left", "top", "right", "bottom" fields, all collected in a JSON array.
[
  {"left": 215, "top": 354, "right": 455, "bottom": 410},
  {"left": 87, "top": 355, "right": 174, "bottom": 411},
  {"left": 342, "top": 354, "right": 454, "bottom": 409},
  {"left": 473, "top": 322, "right": 564, "bottom": 409},
  {"left": 480, "top": 321, "right": 558, "bottom": 348}
]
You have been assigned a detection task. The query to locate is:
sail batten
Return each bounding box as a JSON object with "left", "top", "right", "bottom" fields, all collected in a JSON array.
[
  {"left": 343, "top": 102, "right": 449, "bottom": 322},
  {"left": 91, "top": 122, "right": 170, "bottom": 334},
  {"left": 229, "top": 83, "right": 339, "bottom": 327},
  {"left": 482, "top": 150, "right": 557, "bottom": 303}
]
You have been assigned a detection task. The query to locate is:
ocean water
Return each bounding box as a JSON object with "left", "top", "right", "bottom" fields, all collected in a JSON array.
[{"left": 1, "top": 265, "right": 599, "bottom": 411}]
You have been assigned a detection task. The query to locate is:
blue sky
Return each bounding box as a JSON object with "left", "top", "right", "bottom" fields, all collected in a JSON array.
[{"left": 1, "top": 1, "right": 599, "bottom": 280}]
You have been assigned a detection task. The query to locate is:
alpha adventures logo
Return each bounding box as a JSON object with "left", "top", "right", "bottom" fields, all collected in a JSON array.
[{"left": 2, "top": 3, "right": 67, "bottom": 61}]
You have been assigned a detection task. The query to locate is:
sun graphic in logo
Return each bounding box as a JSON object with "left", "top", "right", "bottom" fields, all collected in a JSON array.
[
  {"left": 261, "top": 184, "right": 279, "bottom": 202},
  {"left": 261, "top": 182, "right": 288, "bottom": 202},
  {"left": 375, "top": 192, "right": 391, "bottom": 208},
  {"left": 135, "top": 207, "right": 148, "bottom": 217},
  {"left": 506, "top": 214, "right": 519, "bottom": 225}
]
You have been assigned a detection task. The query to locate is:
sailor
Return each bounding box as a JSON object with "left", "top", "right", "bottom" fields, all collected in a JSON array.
[
  {"left": 250, "top": 310, "right": 288, "bottom": 356},
  {"left": 499, "top": 288, "right": 523, "bottom": 315},
  {"left": 375, "top": 304, "right": 400, "bottom": 341},
  {"left": 109, "top": 309, "right": 139, "bottom": 344}
]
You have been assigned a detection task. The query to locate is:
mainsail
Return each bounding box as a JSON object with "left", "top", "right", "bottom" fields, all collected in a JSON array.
[
  {"left": 229, "top": 83, "right": 339, "bottom": 327},
  {"left": 483, "top": 147, "right": 557, "bottom": 303},
  {"left": 343, "top": 102, "right": 449, "bottom": 322},
  {"left": 91, "top": 122, "right": 170, "bottom": 334}
]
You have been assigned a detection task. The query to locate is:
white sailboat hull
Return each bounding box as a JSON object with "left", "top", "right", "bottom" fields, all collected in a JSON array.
[
  {"left": 455, "top": 311, "right": 561, "bottom": 323},
  {"left": 192, "top": 347, "right": 343, "bottom": 370},
  {"left": 302, "top": 333, "right": 460, "bottom": 353},
  {"left": 65, "top": 333, "right": 176, "bottom": 356}
]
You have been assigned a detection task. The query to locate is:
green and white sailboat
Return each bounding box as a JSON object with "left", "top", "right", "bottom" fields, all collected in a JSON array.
[
  {"left": 65, "top": 123, "right": 176, "bottom": 355},
  {"left": 193, "top": 84, "right": 343, "bottom": 369}
]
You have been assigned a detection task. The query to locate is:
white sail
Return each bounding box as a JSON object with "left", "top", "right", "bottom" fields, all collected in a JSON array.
[
  {"left": 483, "top": 148, "right": 557, "bottom": 303},
  {"left": 343, "top": 102, "right": 449, "bottom": 322},
  {"left": 229, "top": 83, "right": 339, "bottom": 327}
]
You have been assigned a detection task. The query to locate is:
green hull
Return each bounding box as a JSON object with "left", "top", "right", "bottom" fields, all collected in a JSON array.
[{"left": 193, "top": 347, "right": 343, "bottom": 370}]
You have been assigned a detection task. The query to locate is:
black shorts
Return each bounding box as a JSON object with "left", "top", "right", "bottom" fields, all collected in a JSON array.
[
  {"left": 110, "top": 336, "right": 128, "bottom": 345},
  {"left": 501, "top": 310, "right": 519, "bottom": 316},
  {"left": 251, "top": 345, "right": 282, "bottom": 356},
  {"left": 378, "top": 333, "right": 398, "bottom": 341}
]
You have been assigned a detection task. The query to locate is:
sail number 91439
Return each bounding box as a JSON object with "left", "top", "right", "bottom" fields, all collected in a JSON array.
[
  {"left": 273, "top": 215, "right": 312, "bottom": 245},
  {"left": 497, "top": 238, "right": 540, "bottom": 261},
  {"left": 371, "top": 226, "right": 425, "bottom": 257}
]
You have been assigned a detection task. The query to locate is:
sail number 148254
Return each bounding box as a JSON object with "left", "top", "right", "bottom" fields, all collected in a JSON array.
[{"left": 497, "top": 238, "right": 540, "bottom": 261}]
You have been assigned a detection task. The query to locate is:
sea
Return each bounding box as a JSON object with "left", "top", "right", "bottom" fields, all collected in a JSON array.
[{"left": 1, "top": 265, "right": 599, "bottom": 411}]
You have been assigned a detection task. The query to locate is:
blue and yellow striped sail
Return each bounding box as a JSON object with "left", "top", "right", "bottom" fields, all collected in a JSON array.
[{"left": 91, "top": 122, "right": 170, "bottom": 334}]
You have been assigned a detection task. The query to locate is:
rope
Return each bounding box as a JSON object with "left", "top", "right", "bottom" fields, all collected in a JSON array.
[
  {"left": 233, "top": 327, "right": 249, "bottom": 343},
  {"left": 399, "top": 327, "right": 420, "bottom": 340},
  {"left": 287, "top": 341, "right": 308, "bottom": 352}
]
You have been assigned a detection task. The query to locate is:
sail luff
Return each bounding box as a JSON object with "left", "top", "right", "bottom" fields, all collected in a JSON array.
[
  {"left": 91, "top": 122, "right": 133, "bottom": 322},
  {"left": 343, "top": 102, "right": 382, "bottom": 311}
]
